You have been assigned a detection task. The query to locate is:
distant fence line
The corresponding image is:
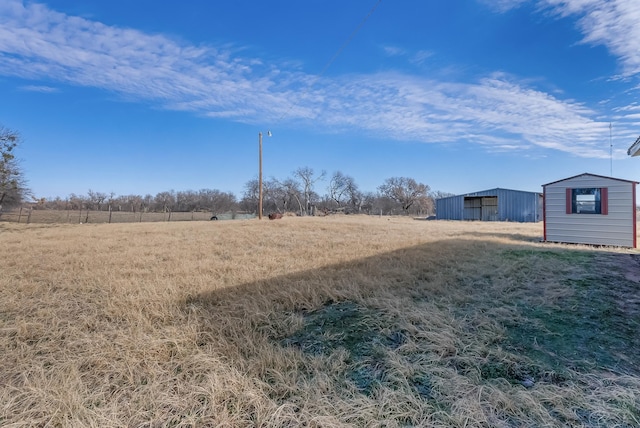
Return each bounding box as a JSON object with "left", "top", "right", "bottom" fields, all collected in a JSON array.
[{"left": 0, "top": 208, "right": 256, "bottom": 224}]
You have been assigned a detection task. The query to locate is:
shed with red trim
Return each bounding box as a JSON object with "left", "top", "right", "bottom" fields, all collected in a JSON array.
[{"left": 543, "top": 173, "right": 637, "bottom": 248}]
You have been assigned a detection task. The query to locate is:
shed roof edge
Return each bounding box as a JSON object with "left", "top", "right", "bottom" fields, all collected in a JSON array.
[{"left": 543, "top": 172, "right": 639, "bottom": 187}]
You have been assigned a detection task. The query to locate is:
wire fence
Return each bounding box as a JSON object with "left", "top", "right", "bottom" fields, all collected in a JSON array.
[{"left": 0, "top": 208, "right": 256, "bottom": 224}]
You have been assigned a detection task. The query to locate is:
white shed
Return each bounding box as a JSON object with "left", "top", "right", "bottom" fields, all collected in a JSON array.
[{"left": 543, "top": 173, "right": 637, "bottom": 248}]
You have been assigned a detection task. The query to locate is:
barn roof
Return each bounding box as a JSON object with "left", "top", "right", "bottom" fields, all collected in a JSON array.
[
  {"left": 436, "top": 187, "right": 541, "bottom": 201},
  {"left": 628, "top": 135, "right": 640, "bottom": 157},
  {"left": 543, "top": 173, "right": 639, "bottom": 187}
]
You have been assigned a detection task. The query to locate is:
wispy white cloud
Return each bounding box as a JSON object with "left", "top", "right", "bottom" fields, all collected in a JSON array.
[
  {"left": 477, "top": 0, "right": 529, "bottom": 13},
  {"left": 528, "top": 0, "right": 640, "bottom": 150},
  {"left": 486, "top": 0, "right": 640, "bottom": 78},
  {"left": 543, "top": 0, "right": 640, "bottom": 77},
  {"left": 381, "top": 45, "right": 433, "bottom": 66},
  {"left": 19, "top": 84, "right": 59, "bottom": 92},
  {"left": 0, "top": 0, "right": 296, "bottom": 122},
  {"left": 315, "top": 72, "right": 613, "bottom": 158},
  {"left": 381, "top": 45, "right": 406, "bottom": 57},
  {"left": 0, "top": 0, "right": 625, "bottom": 158},
  {"left": 613, "top": 103, "right": 640, "bottom": 113},
  {"left": 410, "top": 50, "right": 434, "bottom": 65}
]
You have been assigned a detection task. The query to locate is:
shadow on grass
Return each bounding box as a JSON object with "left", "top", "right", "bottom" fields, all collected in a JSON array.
[
  {"left": 184, "top": 238, "right": 640, "bottom": 412},
  {"left": 505, "top": 250, "right": 640, "bottom": 376},
  {"left": 462, "top": 231, "right": 544, "bottom": 243}
]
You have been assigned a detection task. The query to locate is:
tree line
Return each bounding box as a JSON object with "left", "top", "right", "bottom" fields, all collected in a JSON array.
[
  {"left": 35, "top": 172, "right": 453, "bottom": 217},
  {"left": 1, "top": 125, "right": 453, "bottom": 217}
]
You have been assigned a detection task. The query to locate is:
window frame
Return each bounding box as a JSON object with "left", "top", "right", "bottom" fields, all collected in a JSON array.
[{"left": 565, "top": 187, "right": 608, "bottom": 215}]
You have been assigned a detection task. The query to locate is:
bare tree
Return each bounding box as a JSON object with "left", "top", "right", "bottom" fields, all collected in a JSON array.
[
  {"left": 198, "top": 189, "right": 236, "bottom": 214},
  {"left": 176, "top": 190, "right": 199, "bottom": 212},
  {"left": 0, "top": 126, "right": 29, "bottom": 210},
  {"left": 86, "top": 189, "right": 108, "bottom": 211},
  {"left": 142, "top": 194, "right": 153, "bottom": 212},
  {"left": 262, "top": 179, "right": 282, "bottom": 214},
  {"left": 371, "top": 194, "right": 397, "bottom": 215},
  {"left": 344, "top": 176, "right": 362, "bottom": 213},
  {"left": 154, "top": 191, "right": 176, "bottom": 213},
  {"left": 123, "top": 194, "right": 144, "bottom": 212},
  {"left": 414, "top": 194, "right": 434, "bottom": 216},
  {"left": 240, "top": 179, "right": 259, "bottom": 213},
  {"left": 428, "top": 190, "right": 454, "bottom": 217},
  {"left": 109, "top": 193, "right": 147, "bottom": 213},
  {"left": 283, "top": 178, "right": 304, "bottom": 215},
  {"left": 294, "top": 167, "right": 325, "bottom": 215},
  {"left": 328, "top": 171, "right": 350, "bottom": 208},
  {"left": 328, "top": 171, "right": 363, "bottom": 213},
  {"left": 359, "top": 191, "right": 377, "bottom": 214},
  {"left": 431, "top": 190, "right": 455, "bottom": 200},
  {"left": 378, "top": 177, "right": 430, "bottom": 215},
  {"left": 242, "top": 178, "right": 277, "bottom": 214},
  {"left": 271, "top": 178, "right": 303, "bottom": 215},
  {"left": 68, "top": 193, "right": 85, "bottom": 210},
  {"left": 41, "top": 196, "right": 68, "bottom": 210}
]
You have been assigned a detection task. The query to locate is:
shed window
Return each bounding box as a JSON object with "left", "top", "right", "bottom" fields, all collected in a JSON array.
[{"left": 565, "top": 188, "right": 608, "bottom": 215}]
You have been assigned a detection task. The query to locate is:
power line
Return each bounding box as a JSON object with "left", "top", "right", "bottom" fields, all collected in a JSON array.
[
  {"left": 275, "top": 0, "right": 383, "bottom": 123},
  {"left": 316, "top": 0, "right": 383, "bottom": 82}
]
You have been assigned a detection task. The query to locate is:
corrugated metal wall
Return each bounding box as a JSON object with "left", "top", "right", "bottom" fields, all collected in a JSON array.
[
  {"left": 544, "top": 174, "right": 635, "bottom": 247},
  {"left": 437, "top": 194, "right": 465, "bottom": 220},
  {"left": 436, "top": 188, "right": 542, "bottom": 222}
]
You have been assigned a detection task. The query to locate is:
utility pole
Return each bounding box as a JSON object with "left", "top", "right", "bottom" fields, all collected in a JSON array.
[
  {"left": 258, "top": 132, "right": 263, "bottom": 220},
  {"left": 257, "top": 130, "right": 271, "bottom": 220}
]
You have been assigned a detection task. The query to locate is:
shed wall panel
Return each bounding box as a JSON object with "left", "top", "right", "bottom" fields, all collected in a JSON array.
[{"left": 436, "top": 196, "right": 464, "bottom": 220}]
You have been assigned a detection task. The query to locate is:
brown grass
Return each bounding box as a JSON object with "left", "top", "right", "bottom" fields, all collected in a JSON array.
[{"left": 1, "top": 216, "right": 639, "bottom": 427}]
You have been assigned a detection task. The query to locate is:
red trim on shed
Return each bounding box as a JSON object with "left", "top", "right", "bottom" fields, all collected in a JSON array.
[
  {"left": 565, "top": 188, "right": 572, "bottom": 214},
  {"left": 601, "top": 188, "right": 608, "bottom": 215},
  {"left": 543, "top": 187, "right": 547, "bottom": 241},
  {"left": 634, "top": 183, "right": 637, "bottom": 248}
]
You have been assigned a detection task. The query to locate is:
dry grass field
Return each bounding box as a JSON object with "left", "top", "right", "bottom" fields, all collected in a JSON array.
[{"left": 1, "top": 216, "right": 639, "bottom": 427}]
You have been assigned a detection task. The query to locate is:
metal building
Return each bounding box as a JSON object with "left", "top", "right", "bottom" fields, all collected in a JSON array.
[
  {"left": 436, "top": 188, "right": 543, "bottom": 222},
  {"left": 543, "top": 173, "right": 637, "bottom": 248}
]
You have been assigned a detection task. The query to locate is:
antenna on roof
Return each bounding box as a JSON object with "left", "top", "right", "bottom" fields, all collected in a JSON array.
[{"left": 610, "top": 122, "right": 613, "bottom": 177}]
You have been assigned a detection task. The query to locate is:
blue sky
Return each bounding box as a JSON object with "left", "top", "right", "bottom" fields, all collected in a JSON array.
[{"left": 2, "top": 0, "right": 640, "bottom": 200}]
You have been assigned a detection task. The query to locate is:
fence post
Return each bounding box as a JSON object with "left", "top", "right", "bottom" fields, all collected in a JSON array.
[
  {"left": 18, "top": 206, "right": 23, "bottom": 223},
  {"left": 108, "top": 206, "right": 112, "bottom": 224},
  {"left": 27, "top": 207, "right": 32, "bottom": 224}
]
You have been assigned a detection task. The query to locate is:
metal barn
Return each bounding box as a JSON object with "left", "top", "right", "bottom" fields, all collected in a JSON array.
[
  {"left": 436, "top": 188, "right": 543, "bottom": 222},
  {"left": 543, "top": 173, "right": 637, "bottom": 248}
]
